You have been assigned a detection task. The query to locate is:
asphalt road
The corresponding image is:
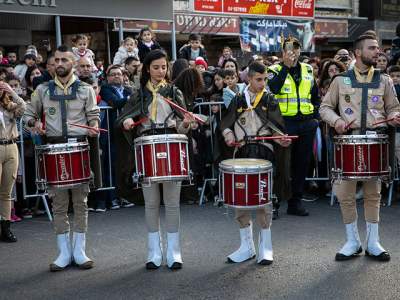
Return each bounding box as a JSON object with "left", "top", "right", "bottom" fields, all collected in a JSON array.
[{"left": 1, "top": 199, "right": 400, "bottom": 300}]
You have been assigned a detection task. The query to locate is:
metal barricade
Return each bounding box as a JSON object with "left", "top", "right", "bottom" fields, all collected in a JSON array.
[
  {"left": 191, "top": 101, "right": 225, "bottom": 205},
  {"left": 17, "top": 106, "right": 115, "bottom": 221}
]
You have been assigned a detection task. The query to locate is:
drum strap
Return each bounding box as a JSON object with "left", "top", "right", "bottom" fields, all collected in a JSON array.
[
  {"left": 49, "top": 80, "right": 80, "bottom": 141},
  {"left": 348, "top": 70, "right": 380, "bottom": 134}
]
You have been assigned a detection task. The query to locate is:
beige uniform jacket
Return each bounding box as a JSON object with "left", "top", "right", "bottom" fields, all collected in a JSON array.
[
  {"left": 0, "top": 94, "right": 26, "bottom": 140},
  {"left": 24, "top": 76, "right": 100, "bottom": 137},
  {"left": 320, "top": 73, "right": 400, "bottom": 130}
]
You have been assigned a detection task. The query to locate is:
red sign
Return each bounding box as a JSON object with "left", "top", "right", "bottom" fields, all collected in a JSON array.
[
  {"left": 194, "top": 0, "right": 314, "bottom": 18},
  {"left": 194, "top": 0, "right": 223, "bottom": 13}
]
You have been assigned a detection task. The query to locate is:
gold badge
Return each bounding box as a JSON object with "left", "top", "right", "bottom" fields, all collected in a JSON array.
[
  {"left": 240, "top": 117, "right": 246, "bottom": 125},
  {"left": 345, "top": 94, "right": 351, "bottom": 103},
  {"left": 237, "top": 107, "right": 243, "bottom": 113}
]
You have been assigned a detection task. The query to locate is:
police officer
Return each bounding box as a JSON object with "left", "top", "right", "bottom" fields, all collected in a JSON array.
[
  {"left": 320, "top": 31, "right": 400, "bottom": 261},
  {"left": 25, "top": 45, "right": 100, "bottom": 271},
  {"left": 267, "top": 37, "right": 320, "bottom": 216}
]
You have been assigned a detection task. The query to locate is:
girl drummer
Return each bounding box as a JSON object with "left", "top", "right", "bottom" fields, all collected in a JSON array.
[
  {"left": 116, "top": 49, "right": 196, "bottom": 270},
  {"left": 0, "top": 81, "right": 26, "bottom": 243}
]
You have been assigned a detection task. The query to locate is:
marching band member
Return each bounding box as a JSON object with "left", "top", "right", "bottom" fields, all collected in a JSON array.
[
  {"left": 320, "top": 31, "right": 400, "bottom": 261},
  {"left": 220, "top": 62, "right": 291, "bottom": 265},
  {"left": 0, "top": 81, "right": 25, "bottom": 243},
  {"left": 24, "top": 45, "right": 100, "bottom": 271},
  {"left": 116, "top": 49, "right": 196, "bottom": 270}
]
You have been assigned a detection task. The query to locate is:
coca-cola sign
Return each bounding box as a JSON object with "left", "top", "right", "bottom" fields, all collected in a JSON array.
[{"left": 194, "top": 0, "right": 315, "bottom": 19}]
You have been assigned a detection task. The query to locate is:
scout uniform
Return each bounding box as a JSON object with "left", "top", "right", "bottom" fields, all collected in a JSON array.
[
  {"left": 220, "top": 86, "right": 290, "bottom": 265},
  {"left": 116, "top": 81, "right": 190, "bottom": 270},
  {"left": 0, "top": 92, "right": 25, "bottom": 242},
  {"left": 24, "top": 74, "right": 100, "bottom": 270},
  {"left": 320, "top": 66, "right": 400, "bottom": 261}
]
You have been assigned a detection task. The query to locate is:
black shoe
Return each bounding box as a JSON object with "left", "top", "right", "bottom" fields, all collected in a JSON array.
[
  {"left": 335, "top": 247, "right": 363, "bottom": 261},
  {"left": 365, "top": 250, "right": 391, "bottom": 262},
  {"left": 169, "top": 262, "right": 182, "bottom": 270},
  {"left": 146, "top": 262, "right": 160, "bottom": 270},
  {"left": 258, "top": 259, "right": 273, "bottom": 265},
  {"left": 0, "top": 220, "right": 17, "bottom": 243}
]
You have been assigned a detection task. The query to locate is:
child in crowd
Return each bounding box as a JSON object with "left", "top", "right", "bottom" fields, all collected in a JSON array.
[
  {"left": 389, "top": 65, "right": 400, "bottom": 97},
  {"left": 95, "top": 58, "right": 105, "bottom": 84},
  {"left": 217, "top": 46, "right": 235, "bottom": 67},
  {"left": 14, "top": 53, "right": 36, "bottom": 88},
  {"left": 72, "top": 34, "right": 97, "bottom": 71},
  {"left": 178, "top": 33, "right": 208, "bottom": 63},
  {"left": 222, "top": 69, "right": 246, "bottom": 108},
  {"left": 137, "top": 27, "right": 162, "bottom": 62},
  {"left": 194, "top": 57, "right": 207, "bottom": 73},
  {"left": 113, "top": 37, "right": 139, "bottom": 64}
]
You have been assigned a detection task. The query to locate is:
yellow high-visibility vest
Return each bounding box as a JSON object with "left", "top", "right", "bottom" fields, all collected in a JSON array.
[{"left": 268, "top": 63, "right": 314, "bottom": 116}]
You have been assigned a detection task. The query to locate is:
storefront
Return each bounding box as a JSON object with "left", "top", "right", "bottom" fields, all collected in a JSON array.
[{"left": 0, "top": 0, "right": 173, "bottom": 64}]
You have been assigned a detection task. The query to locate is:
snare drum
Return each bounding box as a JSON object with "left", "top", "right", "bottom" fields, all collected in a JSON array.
[
  {"left": 219, "top": 158, "right": 273, "bottom": 209},
  {"left": 35, "top": 142, "right": 91, "bottom": 189},
  {"left": 133, "top": 134, "right": 190, "bottom": 184},
  {"left": 332, "top": 134, "right": 390, "bottom": 181}
]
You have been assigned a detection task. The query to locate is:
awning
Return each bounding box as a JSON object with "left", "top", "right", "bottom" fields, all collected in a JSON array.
[{"left": 0, "top": 0, "right": 173, "bottom": 21}]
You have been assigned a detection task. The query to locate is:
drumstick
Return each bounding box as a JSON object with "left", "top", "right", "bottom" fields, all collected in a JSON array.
[
  {"left": 372, "top": 117, "right": 395, "bottom": 126},
  {"left": 228, "top": 135, "right": 297, "bottom": 147},
  {"left": 254, "top": 135, "right": 298, "bottom": 141},
  {"left": 161, "top": 96, "right": 206, "bottom": 125},
  {"left": 68, "top": 122, "right": 108, "bottom": 133},
  {"left": 131, "top": 117, "right": 148, "bottom": 128},
  {"left": 344, "top": 119, "right": 356, "bottom": 130}
]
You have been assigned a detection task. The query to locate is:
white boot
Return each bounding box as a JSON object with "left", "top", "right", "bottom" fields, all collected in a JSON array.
[
  {"left": 72, "top": 232, "right": 94, "bottom": 269},
  {"left": 335, "top": 221, "right": 362, "bottom": 261},
  {"left": 167, "top": 232, "right": 183, "bottom": 269},
  {"left": 227, "top": 223, "right": 256, "bottom": 263},
  {"left": 365, "top": 222, "right": 390, "bottom": 261},
  {"left": 257, "top": 229, "right": 273, "bottom": 265},
  {"left": 146, "top": 231, "right": 163, "bottom": 269},
  {"left": 50, "top": 232, "right": 72, "bottom": 271}
]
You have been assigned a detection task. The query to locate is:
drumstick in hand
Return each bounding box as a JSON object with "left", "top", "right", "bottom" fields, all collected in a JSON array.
[
  {"left": 254, "top": 135, "right": 299, "bottom": 141},
  {"left": 344, "top": 119, "right": 356, "bottom": 130},
  {"left": 372, "top": 117, "right": 395, "bottom": 126},
  {"left": 161, "top": 96, "right": 206, "bottom": 125},
  {"left": 68, "top": 122, "right": 108, "bottom": 133},
  {"left": 131, "top": 117, "right": 148, "bottom": 128}
]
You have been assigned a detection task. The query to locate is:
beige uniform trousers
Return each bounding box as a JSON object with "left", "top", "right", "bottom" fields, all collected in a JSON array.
[
  {"left": 334, "top": 180, "right": 381, "bottom": 224},
  {"left": 49, "top": 185, "right": 89, "bottom": 234},
  {"left": 142, "top": 182, "right": 181, "bottom": 233},
  {"left": 0, "top": 143, "right": 19, "bottom": 221},
  {"left": 235, "top": 205, "right": 272, "bottom": 229}
]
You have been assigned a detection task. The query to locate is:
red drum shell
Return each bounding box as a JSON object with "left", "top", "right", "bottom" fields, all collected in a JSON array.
[
  {"left": 332, "top": 134, "right": 390, "bottom": 180},
  {"left": 219, "top": 158, "right": 273, "bottom": 209},
  {"left": 36, "top": 142, "right": 91, "bottom": 188},
  {"left": 134, "top": 134, "right": 190, "bottom": 183}
]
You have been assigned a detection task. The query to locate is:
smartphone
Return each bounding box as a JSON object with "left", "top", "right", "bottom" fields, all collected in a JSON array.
[{"left": 285, "top": 41, "right": 294, "bottom": 52}]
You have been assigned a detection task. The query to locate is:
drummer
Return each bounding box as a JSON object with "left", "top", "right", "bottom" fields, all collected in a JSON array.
[
  {"left": 220, "top": 61, "right": 291, "bottom": 265},
  {"left": 116, "top": 49, "right": 197, "bottom": 270},
  {"left": 320, "top": 31, "right": 400, "bottom": 261},
  {"left": 24, "top": 45, "right": 100, "bottom": 271}
]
